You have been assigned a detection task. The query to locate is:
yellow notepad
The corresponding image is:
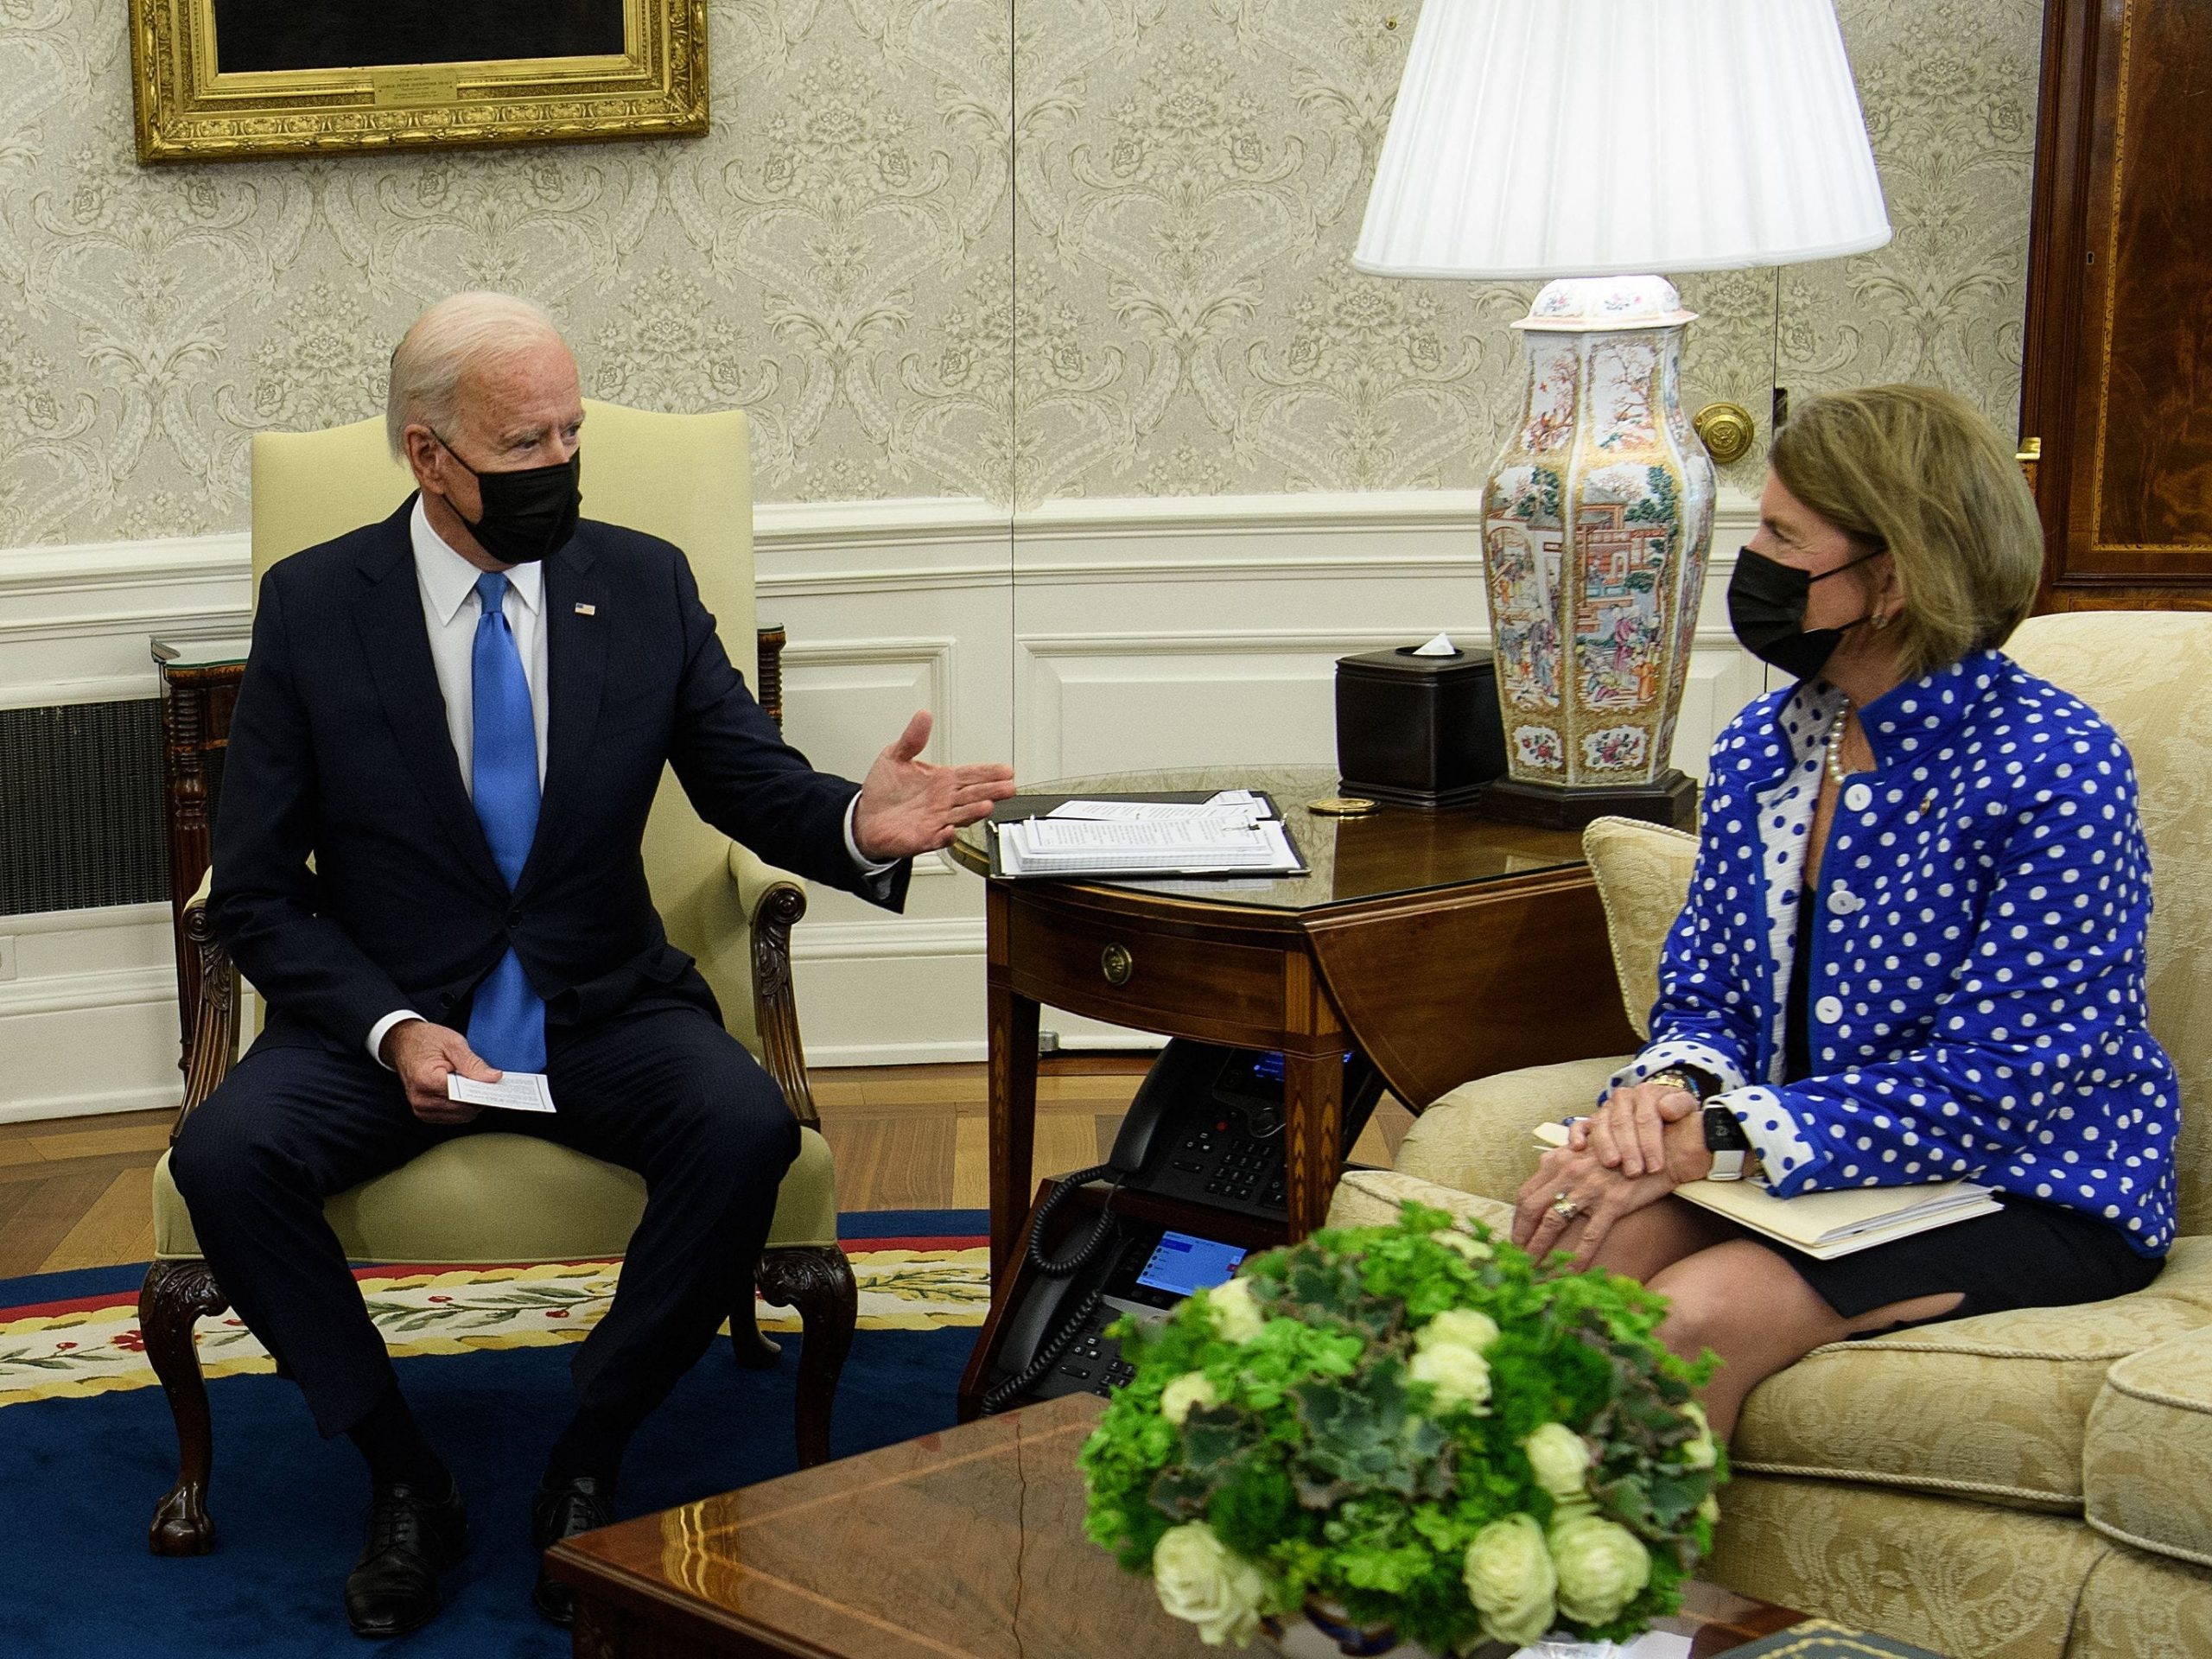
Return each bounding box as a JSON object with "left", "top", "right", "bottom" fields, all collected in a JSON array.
[{"left": 1532, "top": 1121, "right": 2001, "bottom": 1260}]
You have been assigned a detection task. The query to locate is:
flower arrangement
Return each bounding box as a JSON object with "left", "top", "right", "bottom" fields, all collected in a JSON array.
[{"left": 1078, "top": 1203, "right": 1724, "bottom": 1653}]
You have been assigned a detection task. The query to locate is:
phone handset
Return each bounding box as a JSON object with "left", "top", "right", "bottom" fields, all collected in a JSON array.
[{"left": 978, "top": 1155, "right": 1127, "bottom": 1414}]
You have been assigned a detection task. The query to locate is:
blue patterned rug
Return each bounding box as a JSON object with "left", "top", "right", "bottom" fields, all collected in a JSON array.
[{"left": 0, "top": 1211, "right": 986, "bottom": 1658}]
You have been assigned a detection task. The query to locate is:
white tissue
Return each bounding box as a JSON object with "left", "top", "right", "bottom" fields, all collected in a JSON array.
[{"left": 1411, "top": 631, "right": 1458, "bottom": 657}]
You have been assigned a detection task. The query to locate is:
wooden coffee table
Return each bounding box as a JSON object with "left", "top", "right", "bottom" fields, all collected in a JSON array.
[{"left": 548, "top": 1393, "right": 1804, "bottom": 1658}]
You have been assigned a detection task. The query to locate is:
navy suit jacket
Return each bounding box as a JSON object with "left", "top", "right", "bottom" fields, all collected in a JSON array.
[{"left": 210, "top": 499, "right": 909, "bottom": 1056}]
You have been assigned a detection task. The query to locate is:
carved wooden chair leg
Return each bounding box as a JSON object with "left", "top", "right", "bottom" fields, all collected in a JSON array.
[
  {"left": 728, "top": 1284, "right": 782, "bottom": 1370},
  {"left": 140, "top": 1258, "right": 231, "bottom": 1556},
  {"left": 756, "top": 1245, "right": 856, "bottom": 1469}
]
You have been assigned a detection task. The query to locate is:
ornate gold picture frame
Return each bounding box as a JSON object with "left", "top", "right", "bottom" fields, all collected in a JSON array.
[{"left": 129, "top": 0, "right": 708, "bottom": 163}]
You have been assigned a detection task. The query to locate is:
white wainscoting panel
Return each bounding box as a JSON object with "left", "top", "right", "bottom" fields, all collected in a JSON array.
[
  {"left": 1, "top": 489, "right": 1768, "bottom": 1102},
  {"left": 0, "top": 904, "right": 181, "bottom": 1122}
]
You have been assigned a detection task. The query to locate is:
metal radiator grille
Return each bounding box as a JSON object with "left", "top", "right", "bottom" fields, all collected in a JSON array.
[{"left": 0, "top": 699, "right": 168, "bottom": 916}]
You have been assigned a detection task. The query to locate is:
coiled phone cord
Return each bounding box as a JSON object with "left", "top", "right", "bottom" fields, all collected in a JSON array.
[{"left": 977, "top": 1162, "right": 1119, "bottom": 1414}]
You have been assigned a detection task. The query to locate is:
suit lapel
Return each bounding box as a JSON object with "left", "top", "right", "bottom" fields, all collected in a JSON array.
[
  {"left": 353, "top": 503, "right": 506, "bottom": 897},
  {"left": 519, "top": 537, "right": 607, "bottom": 896}
]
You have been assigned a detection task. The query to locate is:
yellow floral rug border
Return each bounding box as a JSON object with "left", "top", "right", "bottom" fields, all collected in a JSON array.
[{"left": 0, "top": 1247, "right": 988, "bottom": 1409}]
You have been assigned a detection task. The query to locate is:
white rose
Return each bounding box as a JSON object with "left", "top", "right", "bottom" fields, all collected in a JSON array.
[
  {"left": 1160, "top": 1371, "right": 1221, "bottom": 1427},
  {"left": 1522, "top": 1422, "right": 1593, "bottom": 1500},
  {"left": 1408, "top": 1343, "right": 1493, "bottom": 1414},
  {"left": 1153, "top": 1521, "right": 1269, "bottom": 1646},
  {"left": 1462, "top": 1513, "right": 1559, "bottom": 1648},
  {"left": 1549, "top": 1514, "right": 1653, "bottom": 1627},
  {"left": 1433, "top": 1228, "right": 1492, "bottom": 1262},
  {"left": 1676, "top": 1401, "right": 1719, "bottom": 1470},
  {"left": 1207, "top": 1277, "right": 1267, "bottom": 1344},
  {"left": 1414, "top": 1306, "right": 1500, "bottom": 1355}
]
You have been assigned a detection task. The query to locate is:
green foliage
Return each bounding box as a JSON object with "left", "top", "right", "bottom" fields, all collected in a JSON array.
[{"left": 1078, "top": 1203, "right": 1728, "bottom": 1651}]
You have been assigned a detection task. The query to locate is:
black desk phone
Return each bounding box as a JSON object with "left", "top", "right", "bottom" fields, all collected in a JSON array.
[
  {"left": 1106, "top": 1039, "right": 1384, "bottom": 1218},
  {"left": 978, "top": 1039, "right": 1383, "bottom": 1413}
]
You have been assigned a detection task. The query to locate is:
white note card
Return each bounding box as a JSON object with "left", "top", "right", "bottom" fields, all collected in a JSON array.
[{"left": 447, "top": 1071, "right": 557, "bottom": 1113}]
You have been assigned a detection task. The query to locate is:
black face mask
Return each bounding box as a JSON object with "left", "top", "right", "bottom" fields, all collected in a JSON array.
[
  {"left": 432, "top": 433, "right": 582, "bottom": 566},
  {"left": 1726, "top": 544, "right": 1887, "bottom": 682}
]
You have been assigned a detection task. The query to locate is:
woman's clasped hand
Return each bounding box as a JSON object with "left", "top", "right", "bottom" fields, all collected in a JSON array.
[{"left": 1511, "top": 1081, "right": 1706, "bottom": 1267}]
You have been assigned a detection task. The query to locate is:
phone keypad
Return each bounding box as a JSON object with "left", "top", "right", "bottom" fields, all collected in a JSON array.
[{"left": 1054, "top": 1323, "right": 1136, "bottom": 1398}]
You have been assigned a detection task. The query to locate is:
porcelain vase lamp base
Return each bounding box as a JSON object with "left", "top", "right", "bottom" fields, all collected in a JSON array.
[{"left": 1477, "top": 275, "right": 1717, "bottom": 835}]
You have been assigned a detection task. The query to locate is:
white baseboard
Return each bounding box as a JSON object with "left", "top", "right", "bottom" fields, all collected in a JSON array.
[
  {"left": 800, "top": 1038, "right": 990, "bottom": 1066},
  {"left": 0, "top": 1085, "right": 182, "bottom": 1127}
]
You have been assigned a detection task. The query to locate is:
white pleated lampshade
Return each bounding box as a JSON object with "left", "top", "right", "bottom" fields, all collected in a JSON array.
[{"left": 1354, "top": 0, "right": 1891, "bottom": 279}]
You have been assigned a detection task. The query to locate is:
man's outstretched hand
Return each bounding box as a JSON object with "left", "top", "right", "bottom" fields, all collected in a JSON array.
[
  {"left": 852, "top": 710, "right": 1016, "bottom": 860},
  {"left": 381, "top": 1018, "right": 499, "bottom": 1124}
]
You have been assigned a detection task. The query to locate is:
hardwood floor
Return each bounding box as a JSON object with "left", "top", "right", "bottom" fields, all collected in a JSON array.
[{"left": 0, "top": 1057, "right": 1414, "bottom": 1279}]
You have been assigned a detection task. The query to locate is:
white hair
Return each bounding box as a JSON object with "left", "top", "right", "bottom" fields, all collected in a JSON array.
[{"left": 385, "top": 291, "right": 567, "bottom": 459}]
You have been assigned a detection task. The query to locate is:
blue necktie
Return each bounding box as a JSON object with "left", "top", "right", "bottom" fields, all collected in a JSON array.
[{"left": 466, "top": 571, "right": 546, "bottom": 1071}]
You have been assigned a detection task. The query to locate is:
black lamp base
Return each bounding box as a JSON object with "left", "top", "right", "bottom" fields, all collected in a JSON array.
[{"left": 1478, "top": 769, "right": 1699, "bottom": 832}]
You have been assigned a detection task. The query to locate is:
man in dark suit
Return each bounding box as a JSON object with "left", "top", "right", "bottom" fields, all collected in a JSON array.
[{"left": 169, "top": 291, "right": 1014, "bottom": 1638}]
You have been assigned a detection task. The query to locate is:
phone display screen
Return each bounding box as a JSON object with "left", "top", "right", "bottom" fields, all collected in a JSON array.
[{"left": 1135, "top": 1231, "right": 1247, "bottom": 1299}]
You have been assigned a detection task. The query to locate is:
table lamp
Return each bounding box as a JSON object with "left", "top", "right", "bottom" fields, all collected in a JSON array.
[{"left": 1354, "top": 0, "right": 1891, "bottom": 829}]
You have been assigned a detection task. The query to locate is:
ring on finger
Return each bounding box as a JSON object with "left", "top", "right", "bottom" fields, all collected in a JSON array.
[{"left": 1549, "top": 1192, "right": 1580, "bottom": 1221}]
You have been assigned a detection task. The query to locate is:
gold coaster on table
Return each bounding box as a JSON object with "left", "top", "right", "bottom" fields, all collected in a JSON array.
[{"left": 1307, "top": 796, "right": 1380, "bottom": 817}]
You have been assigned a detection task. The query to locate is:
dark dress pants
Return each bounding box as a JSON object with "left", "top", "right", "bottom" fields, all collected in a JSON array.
[{"left": 168, "top": 1003, "right": 801, "bottom": 1440}]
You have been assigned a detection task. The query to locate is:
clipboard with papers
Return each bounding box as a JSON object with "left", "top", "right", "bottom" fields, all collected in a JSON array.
[{"left": 984, "top": 789, "right": 1309, "bottom": 880}]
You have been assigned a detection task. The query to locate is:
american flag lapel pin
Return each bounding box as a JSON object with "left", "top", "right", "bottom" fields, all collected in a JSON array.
[{"left": 574, "top": 602, "right": 596, "bottom": 616}]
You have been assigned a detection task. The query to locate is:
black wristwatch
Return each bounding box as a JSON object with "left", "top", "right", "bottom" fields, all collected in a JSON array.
[{"left": 1702, "top": 1105, "right": 1751, "bottom": 1182}]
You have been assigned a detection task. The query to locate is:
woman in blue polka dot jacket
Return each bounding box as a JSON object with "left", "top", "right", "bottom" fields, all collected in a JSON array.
[{"left": 1512, "top": 385, "right": 2177, "bottom": 1435}]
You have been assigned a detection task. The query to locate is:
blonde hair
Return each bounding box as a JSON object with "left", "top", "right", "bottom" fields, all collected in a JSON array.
[
  {"left": 1768, "top": 385, "right": 2044, "bottom": 679},
  {"left": 385, "top": 292, "right": 565, "bottom": 459}
]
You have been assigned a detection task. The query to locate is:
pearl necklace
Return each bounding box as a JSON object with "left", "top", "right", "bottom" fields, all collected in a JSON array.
[{"left": 1826, "top": 702, "right": 1852, "bottom": 789}]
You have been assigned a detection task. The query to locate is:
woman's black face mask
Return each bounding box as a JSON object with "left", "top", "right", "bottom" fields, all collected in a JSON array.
[
  {"left": 1726, "top": 544, "right": 1887, "bottom": 682},
  {"left": 433, "top": 432, "right": 582, "bottom": 566}
]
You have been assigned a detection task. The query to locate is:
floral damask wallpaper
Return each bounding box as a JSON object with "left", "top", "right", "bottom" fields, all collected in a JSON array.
[{"left": 0, "top": 0, "right": 2043, "bottom": 542}]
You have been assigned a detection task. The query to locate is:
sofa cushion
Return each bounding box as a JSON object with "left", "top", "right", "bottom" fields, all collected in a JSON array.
[
  {"left": 1580, "top": 816, "right": 1698, "bottom": 1042},
  {"left": 1707, "top": 1476, "right": 2107, "bottom": 1659},
  {"left": 2084, "top": 1323, "right": 2212, "bottom": 1569},
  {"left": 1394, "top": 1056, "right": 1630, "bottom": 1201},
  {"left": 1731, "top": 1236, "right": 2212, "bottom": 1511},
  {"left": 1327, "top": 1166, "right": 1516, "bottom": 1235},
  {"left": 153, "top": 1125, "right": 840, "bottom": 1264},
  {"left": 2064, "top": 1537, "right": 2212, "bottom": 1657}
]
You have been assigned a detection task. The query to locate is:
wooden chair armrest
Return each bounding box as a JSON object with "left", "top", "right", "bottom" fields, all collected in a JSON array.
[
  {"left": 728, "top": 843, "right": 817, "bottom": 1128},
  {"left": 175, "top": 872, "right": 241, "bottom": 1143}
]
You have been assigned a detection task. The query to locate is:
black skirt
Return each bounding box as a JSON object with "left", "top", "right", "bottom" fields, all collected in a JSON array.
[{"left": 1776, "top": 1194, "right": 2164, "bottom": 1329}]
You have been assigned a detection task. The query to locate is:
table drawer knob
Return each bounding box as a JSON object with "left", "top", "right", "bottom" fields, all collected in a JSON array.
[{"left": 1100, "top": 943, "right": 1135, "bottom": 987}]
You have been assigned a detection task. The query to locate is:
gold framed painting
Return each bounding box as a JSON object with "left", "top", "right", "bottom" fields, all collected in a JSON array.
[{"left": 128, "top": 0, "right": 708, "bottom": 163}]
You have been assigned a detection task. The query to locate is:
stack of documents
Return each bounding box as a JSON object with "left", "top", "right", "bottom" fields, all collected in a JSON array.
[
  {"left": 993, "top": 790, "right": 1306, "bottom": 879},
  {"left": 1532, "top": 1121, "right": 2001, "bottom": 1259}
]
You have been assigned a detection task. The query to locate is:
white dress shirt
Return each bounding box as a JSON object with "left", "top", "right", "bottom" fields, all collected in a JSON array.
[{"left": 368, "top": 499, "right": 890, "bottom": 1065}]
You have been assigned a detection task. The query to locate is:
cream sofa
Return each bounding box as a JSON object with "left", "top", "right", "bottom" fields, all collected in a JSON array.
[{"left": 1331, "top": 612, "right": 2212, "bottom": 1657}]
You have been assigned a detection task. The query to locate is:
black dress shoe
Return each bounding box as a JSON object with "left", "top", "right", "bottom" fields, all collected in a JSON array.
[
  {"left": 343, "top": 1478, "right": 469, "bottom": 1639},
  {"left": 530, "top": 1474, "right": 615, "bottom": 1626}
]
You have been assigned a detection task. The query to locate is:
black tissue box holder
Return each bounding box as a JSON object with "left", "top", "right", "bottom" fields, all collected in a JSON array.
[{"left": 1334, "top": 645, "right": 1508, "bottom": 809}]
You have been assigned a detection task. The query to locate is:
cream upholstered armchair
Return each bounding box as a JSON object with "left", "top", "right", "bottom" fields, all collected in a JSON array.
[
  {"left": 140, "top": 404, "right": 857, "bottom": 1558},
  {"left": 1330, "top": 612, "right": 2212, "bottom": 1658}
]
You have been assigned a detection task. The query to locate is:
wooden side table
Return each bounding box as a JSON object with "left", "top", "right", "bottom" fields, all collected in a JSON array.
[{"left": 948, "top": 767, "right": 1643, "bottom": 1281}]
